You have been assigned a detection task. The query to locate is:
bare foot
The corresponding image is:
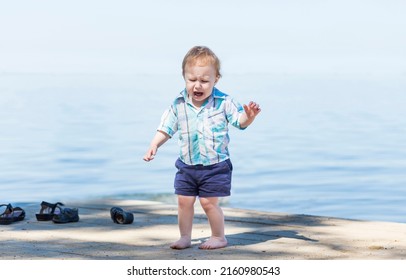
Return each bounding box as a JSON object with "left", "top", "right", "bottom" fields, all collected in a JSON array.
[
  {"left": 170, "top": 237, "right": 191, "bottom": 250},
  {"left": 198, "top": 237, "right": 228, "bottom": 250}
]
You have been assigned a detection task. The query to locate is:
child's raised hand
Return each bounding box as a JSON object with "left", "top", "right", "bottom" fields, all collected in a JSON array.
[
  {"left": 243, "top": 101, "right": 261, "bottom": 120},
  {"left": 239, "top": 101, "right": 261, "bottom": 128}
]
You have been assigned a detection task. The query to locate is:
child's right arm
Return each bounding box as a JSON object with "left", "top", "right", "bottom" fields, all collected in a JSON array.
[{"left": 143, "top": 130, "right": 171, "bottom": 162}]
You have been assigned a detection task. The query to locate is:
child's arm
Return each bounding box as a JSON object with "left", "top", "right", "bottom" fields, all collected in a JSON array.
[
  {"left": 239, "top": 101, "right": 261, "bottom": 128},
  {"left": 143, "top": 130, "right": 171, "bottom": 162}
]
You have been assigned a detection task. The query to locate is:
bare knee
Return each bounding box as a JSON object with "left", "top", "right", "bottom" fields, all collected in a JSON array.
[
  {"left": 199, "top": 197, "right": 219, "bottom": 213},
  {"left": 178, "top": 195, "right": 196, "bottom": 209}
]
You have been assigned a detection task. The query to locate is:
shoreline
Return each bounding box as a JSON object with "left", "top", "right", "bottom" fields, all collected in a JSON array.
[{"left": 1, "top": 199, "right": 405, "bottom": 260}]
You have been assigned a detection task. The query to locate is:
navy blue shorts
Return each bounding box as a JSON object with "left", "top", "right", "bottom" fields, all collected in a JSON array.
[{"left": 174, "top": 158, "right": 233, "bottom": 197}]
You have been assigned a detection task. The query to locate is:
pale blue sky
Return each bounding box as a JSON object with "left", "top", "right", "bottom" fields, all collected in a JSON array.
[{"left": 1, "top": 0, "right": 405, "bottom": 78}]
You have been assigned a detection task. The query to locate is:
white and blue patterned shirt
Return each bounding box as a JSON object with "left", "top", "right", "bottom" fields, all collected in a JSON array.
[{"left": 157, "top": 87, "right": 245, "bottom": 166}]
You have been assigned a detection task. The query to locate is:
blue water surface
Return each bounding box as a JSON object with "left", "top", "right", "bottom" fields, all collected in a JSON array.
[{"left": 1, "top": 73, "right": 405, "bottom": 223}]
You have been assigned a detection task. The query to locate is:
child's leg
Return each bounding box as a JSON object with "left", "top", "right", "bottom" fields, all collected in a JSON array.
[
  {"left": 198, "top": 197, "right": 228, "bottom": 249},
  {"left": 170, "top": 195, "right": 196, "bottom": 249}
]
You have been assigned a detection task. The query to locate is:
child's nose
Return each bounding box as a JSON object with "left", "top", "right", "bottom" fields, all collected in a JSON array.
[{"left": 194, "top": 82, "right": 202, "bottom": 89}]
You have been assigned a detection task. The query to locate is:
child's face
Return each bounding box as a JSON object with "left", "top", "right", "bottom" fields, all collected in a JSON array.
[{"left": 184, "top": 62, "right": 218, "bottom": 108}]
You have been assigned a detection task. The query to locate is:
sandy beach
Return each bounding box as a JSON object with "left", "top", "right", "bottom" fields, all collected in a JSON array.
[{"left": 0, "top": 199, "right": 405, "bottom": 260}]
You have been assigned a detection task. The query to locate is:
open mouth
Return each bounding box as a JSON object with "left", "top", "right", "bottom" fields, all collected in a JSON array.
[{"left": 193, "top": 92, "right": 204, "bottom": 98}]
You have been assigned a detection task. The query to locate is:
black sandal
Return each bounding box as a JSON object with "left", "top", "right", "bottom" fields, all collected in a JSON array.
[
  {"left": 0, "top": 204, "right": 26, "bottom": 225},
  {"left": 52, "top": 206, "right": 79, "bottom": 223},
  {"left": 36, "top": 201, "right": 64, "bottom": 221},
  {"left": 110, "top": 207, "right": 134, "bottom": 224}
]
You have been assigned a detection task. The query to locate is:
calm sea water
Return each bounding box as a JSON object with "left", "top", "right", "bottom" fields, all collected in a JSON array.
[{"left": 1, "top": 73, "right": 405, "bottom": 223}]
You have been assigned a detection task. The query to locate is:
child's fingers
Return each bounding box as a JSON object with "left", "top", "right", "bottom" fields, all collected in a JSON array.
[
  {"left": 244, "top": 102, "right": 261, "bottom": 115},
  {"left": 143, "top": 149, "right": 156, "bottom": 161},
  {"left": 249, "top": 101, "right": 260, "bottom": 110}
]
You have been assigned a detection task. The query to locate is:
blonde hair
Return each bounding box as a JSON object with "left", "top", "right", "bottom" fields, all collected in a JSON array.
[{"left": 182, "top": 46, "right": 222, "bottom": 78}]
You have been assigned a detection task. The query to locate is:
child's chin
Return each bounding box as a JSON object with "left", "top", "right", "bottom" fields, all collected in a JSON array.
[
  {"left": 194, "top": 97, "right": 208, "bottom": 104},
  {"left": 193, "top": 96, "right": 204, "bottom": 101}
]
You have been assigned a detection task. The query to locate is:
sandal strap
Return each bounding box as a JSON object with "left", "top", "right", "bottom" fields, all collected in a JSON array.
[
  {"left": 50, "top": 202, "right": 64, "bottom": 213},
  {"left": 0, "top": 204, "right": 13, "bottom": 216},
  {"left": 40, "top": 201, "right": 55, "bottom": 208},
  {"left": 40, "top": 201, "right": 65, "bottom": 214}
]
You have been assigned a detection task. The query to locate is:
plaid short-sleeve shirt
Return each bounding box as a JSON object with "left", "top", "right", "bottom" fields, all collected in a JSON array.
[{"left": 157, "top": 87, "right": 245, "bottom": 166}]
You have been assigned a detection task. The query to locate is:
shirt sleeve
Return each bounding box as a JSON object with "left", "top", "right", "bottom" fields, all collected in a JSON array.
[
  {"left": 157, "top": 104, "right": 178, "bottom": 137},
  {"left": 225, "top": 97, "right": 246, "bottom": 130}
]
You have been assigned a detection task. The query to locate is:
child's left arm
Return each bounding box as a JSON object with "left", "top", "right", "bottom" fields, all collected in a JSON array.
[{"left": 239, "top": 101, "right": 261, "bottom": 128}]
